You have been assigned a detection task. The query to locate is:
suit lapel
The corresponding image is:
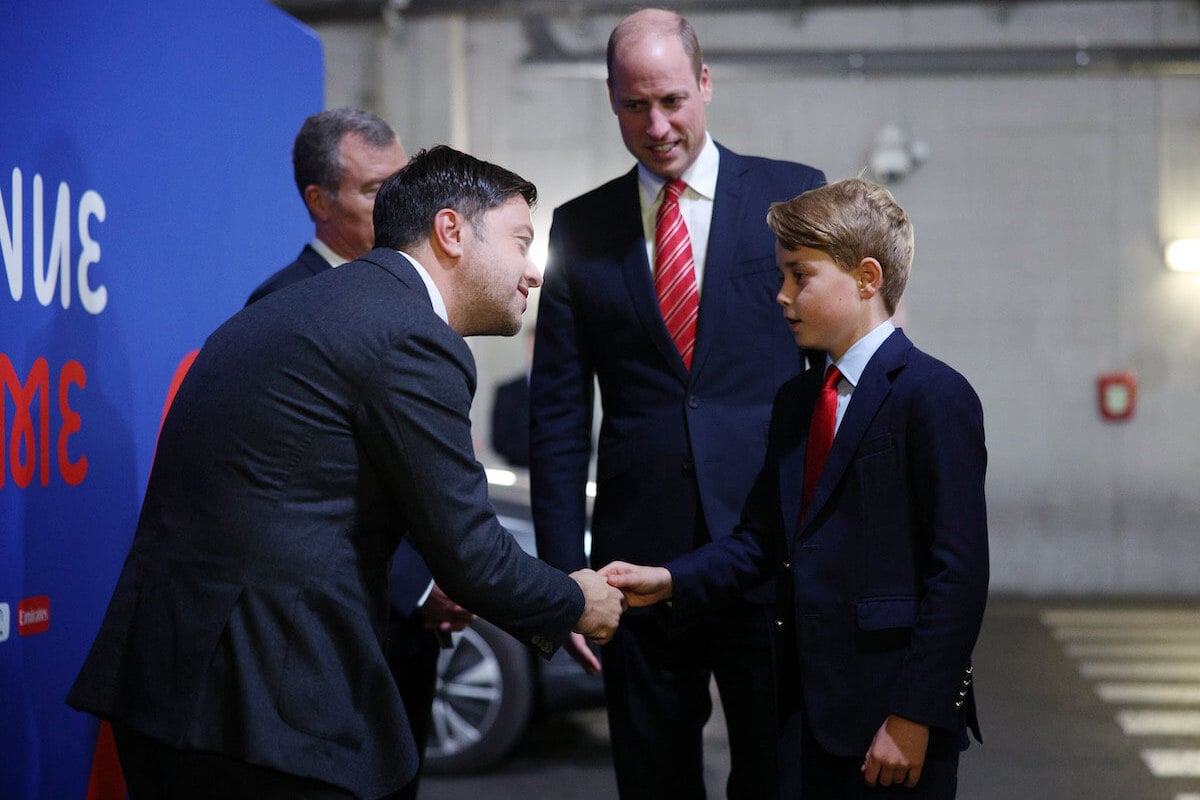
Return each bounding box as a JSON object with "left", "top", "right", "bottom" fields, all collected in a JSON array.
[
  {"left": 797, "top": 330, "right": 913, "bottom": 535},
  {"left": 690, "top": 144, "right": 744, "bottom": 378}
]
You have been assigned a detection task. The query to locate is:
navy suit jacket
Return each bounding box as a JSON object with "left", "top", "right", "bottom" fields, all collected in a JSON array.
[
  {"left": 491, "top": 374, "right": 531, "bottom": 467},
  {"left": 246, "top": 243, "right": 434, "bottom": 617},
  {"left": 669, "top": 330, "right": 989, "bottom": 756},
  {"left": 531, "top": 143, "right": 825, "bottom": 585},
  {"left": 68, "top": 248, "right": 584, "bottom": 799},
  {"left": 245, "top": 243, "right": 328, "bottom": 305}
]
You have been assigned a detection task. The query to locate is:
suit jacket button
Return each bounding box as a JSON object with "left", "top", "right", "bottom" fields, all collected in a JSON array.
[
  {"left": 955, "top": 700, "right": 965, "bottom": 709},
  {"left": 687, "top": 396, "right": 700, "bottom": 409},
  {"left": 775, "top": 619, "right": 785, "bottom": 628},
  {"left": 782, "top": 561, "right": 791, "bottom": 570}
]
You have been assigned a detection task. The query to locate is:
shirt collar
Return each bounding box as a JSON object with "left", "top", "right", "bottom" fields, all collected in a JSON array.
[
  {"left": 829, "top": 320, "right": 896, "bottom": 388},
  {"left": 637, "top": 132, "right": 718, "bottom": 202},
  {"left": 397, "top": 250, "right": 449, "bottom": 325},
  {"left": 310, "top": 237, "right": 348, "bottom": 268}
]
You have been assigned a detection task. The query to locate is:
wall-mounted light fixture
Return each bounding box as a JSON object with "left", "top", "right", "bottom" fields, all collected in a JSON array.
[{"left": 1165, "top": 239, "right": 1200, "bottom": 272}]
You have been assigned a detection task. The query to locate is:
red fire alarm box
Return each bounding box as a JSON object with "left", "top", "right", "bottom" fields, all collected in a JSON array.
[{"left": 1097, "top": 372, "right": 1137, "bottom": 421}]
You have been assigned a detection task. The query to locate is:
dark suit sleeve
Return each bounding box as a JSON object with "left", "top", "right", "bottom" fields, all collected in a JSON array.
[
  {"left": 529, "top": 207, "right": 595, "bottom": 573},
  {"left": 665, "top": 380, "right": 796, "bottom": 626},
  {"left": 490, "top": 377, "right": 531, "bottom": 468},
  {"left": 387, "top": 540, "right": 434, "bottom": 616},
  {"left": 889, "top": 368, "right": 988, "bottom": 733},
  {"left": 357, "top": 322, "right": 584, "bottom": 657}
]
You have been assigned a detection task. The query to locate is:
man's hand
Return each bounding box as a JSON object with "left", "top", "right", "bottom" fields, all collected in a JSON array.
[
  {"left": 416, "top": 582, "right": 475, "bottom": 633},
  {"left": 564, "top": 631, "right": 602, "bottom": 675},
  {"left": 570, "top": 568, "right": 627, "bottom": 645},
  {"left": 598, "top": 561, "right": 673, "bottom": 607},
  {"left": 861, "top": 714, "right": 929, "bottom": 788}
]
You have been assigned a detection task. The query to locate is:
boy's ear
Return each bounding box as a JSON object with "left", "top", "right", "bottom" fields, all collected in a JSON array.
[{"left": 856, "top": 257, "right": 884, "bottom": 298}]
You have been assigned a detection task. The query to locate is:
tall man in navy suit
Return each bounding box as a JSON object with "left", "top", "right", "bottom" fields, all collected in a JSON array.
[
  {"left": 529, "top": 8, "right": 825, "bottom": 798},
  {"left": 245, "top": 108, "right": 472, "bottom": 800},
  {"left": 68, "top": 146, "right": 626, "bottom": 800}
]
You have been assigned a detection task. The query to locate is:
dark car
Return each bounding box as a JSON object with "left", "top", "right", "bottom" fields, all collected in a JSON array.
[{"left": 422, "top": 468, "right": 605, "bottom": 774}]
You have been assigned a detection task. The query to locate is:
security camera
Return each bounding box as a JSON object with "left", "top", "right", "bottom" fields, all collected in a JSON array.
[
  {"left": 868, "top": 122, "right": 925, "bottom": 184},
  {"left": 869, "top": 145, "right": 912, "bottom": 184}
]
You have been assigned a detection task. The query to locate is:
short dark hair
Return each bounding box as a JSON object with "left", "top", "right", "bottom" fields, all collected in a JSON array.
[
  {"left": 374, "top": 145, "right": 538, "bottom": 252},
  {"left": 292, "top": 107, "right": 396, "bottom": 198}
]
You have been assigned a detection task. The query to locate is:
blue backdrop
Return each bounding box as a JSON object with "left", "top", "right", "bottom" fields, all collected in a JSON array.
[{"left": 0, "top": 2, "right": 323, "bottom": 796}]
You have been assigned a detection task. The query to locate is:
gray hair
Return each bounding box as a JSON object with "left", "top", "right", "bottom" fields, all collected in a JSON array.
[{"left": 292, "top": 107, "right": 396, "bottom": 198}]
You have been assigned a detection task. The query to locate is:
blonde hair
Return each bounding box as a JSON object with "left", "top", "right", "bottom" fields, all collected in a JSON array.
[{"left": 767, "top": 178, "right": 913, "bottom": 314}]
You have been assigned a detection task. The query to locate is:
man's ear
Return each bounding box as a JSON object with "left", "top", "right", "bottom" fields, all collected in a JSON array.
[
  {"left": 856, "top": 257, "right": 884, "bottom": 298},
  {"left": 431, "top": 208, "right": 465, "bottom": 259},
  {"left": 303, "top": 184, "right": 330, "bottom": 222}
]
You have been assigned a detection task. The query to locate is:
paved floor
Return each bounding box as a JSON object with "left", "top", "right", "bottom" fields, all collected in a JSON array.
[{"left": 423, "top": 596, "right": 1200, "bottom": 799}]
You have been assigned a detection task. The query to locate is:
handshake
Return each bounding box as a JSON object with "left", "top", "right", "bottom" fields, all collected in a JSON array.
[{"left": 566, "top": 562, "right": 674, "bottom": 673}]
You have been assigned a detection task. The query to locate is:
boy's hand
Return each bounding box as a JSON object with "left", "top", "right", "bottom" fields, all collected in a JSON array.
[
  {"left": 861, "top": 714, "right": 929, "bottom": 788},
  {"left": 598, "top": 561, "right": 673, "bottom": 607}
]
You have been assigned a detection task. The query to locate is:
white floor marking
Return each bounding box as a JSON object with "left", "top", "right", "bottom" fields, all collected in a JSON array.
[
  {"left": 1097, "top": 683, "right": 1200, "bottom": 704},
  {"left": 1116, "top": 710, "right": 1200, "bottom": 735},
  {"left": 1081, "top": 661, "right": 1200, "bottom": 680},
  {"left": 1067, "top": 643, "right": 1200, "bottom": 659},
  {"left": 1140, "top": 749, "right": 1200, "bottom": 777}
]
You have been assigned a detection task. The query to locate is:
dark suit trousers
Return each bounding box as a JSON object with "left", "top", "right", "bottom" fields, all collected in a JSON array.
[
  {"left": 386, "top": 613, "right": 442, "bottom": 800},
  {"left": 112, "top": 723, "right": 384, "bottom": 800},
  {"left": 599, "top": 601, "right": 780, "bottom": 799},
  {"left": 779, "top": 695, "right": 960, "bottom": 800}
]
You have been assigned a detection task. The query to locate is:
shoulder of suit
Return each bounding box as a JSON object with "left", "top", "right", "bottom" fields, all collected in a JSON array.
[
  {"left": 556, "top": 167, "right": 639, "bottom": 214},
  {"left": 712, "top": 141, "right": 823, "bottom": 181},
  {"left": 884, "top": 333, "right": 977, "bottom": 395}
]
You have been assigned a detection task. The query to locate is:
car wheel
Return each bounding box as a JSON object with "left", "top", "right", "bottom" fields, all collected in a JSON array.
[{"left": 424, "top": 619, "right": 535, "bottom": 774}]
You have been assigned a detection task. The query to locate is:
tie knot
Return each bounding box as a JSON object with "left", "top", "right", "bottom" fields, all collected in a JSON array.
[
  {"left": 663, "top": 179, "right": 686, "bottom": 204},
  {"left": 823, "top": 364, "right": 842, "bottom": 391}
]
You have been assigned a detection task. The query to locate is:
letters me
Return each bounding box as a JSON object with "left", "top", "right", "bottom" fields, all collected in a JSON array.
[
  {"left": 1, "top": 166, "right": 107, "bottom": 314},
  {"left": 1, "top": 354, "right": 87, "bottom": 488}
]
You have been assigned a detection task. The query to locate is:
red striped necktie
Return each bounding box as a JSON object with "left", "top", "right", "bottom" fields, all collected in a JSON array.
[
  {"left": 803, "top": 364, "right": 843, "bottom": 515},
  {"left": 654, "top": 179, "right": 699, "bottom": 370}
]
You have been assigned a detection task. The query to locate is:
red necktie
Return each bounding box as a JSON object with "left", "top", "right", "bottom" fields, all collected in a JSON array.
[
  {"left": 654, "top": 179, "right": 699, "bottom": 370},
  {"left": 803, "top": 365, "right": 842, "bottom": 515}
]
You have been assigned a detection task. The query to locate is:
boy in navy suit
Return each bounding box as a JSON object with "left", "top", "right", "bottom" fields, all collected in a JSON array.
[{"left": 603, "top": 178, "right": 989, "bottom": 798}]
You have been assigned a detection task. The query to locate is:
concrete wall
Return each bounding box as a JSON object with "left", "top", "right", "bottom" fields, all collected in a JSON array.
[{"left": 309, "top": 1, "right": 1200, "bottom": 595}]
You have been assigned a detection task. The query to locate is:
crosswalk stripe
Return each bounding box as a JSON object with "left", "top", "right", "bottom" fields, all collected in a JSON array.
[
  {"left": 1116, "top": 710, "right": 1200, "bottom": 735},
  {"left": 1067, "top": 643, "right": 1200, "bottom": 659},
  {"left": 1097, "top": 683, "right": 1200, "bottom": 704},
  {"left": 1141, "top": 749, "right": 1200, "bottom": 777},
  {"left": 1052, "top": 627, "right": 1200, "bottom": 642},
  {"left": 1041, "top": 609, "right": 1200, "bottom": 627},
  {"left": 1081, "top": 662, "right": 1200, "bottom": 680}
]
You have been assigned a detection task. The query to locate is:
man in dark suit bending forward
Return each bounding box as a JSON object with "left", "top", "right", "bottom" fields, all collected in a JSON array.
[{"left": 67, "top": 146, "right": 625, "bottom": 800}]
